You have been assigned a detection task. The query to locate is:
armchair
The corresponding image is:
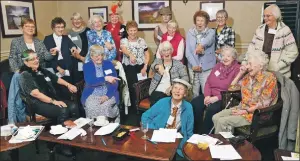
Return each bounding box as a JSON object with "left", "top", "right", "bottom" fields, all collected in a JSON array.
[{"left": 133, "top": 78, "right": 152, "bottom": 114}]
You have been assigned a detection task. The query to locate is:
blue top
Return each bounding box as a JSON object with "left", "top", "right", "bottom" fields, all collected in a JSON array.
[
  {"left": 86, "top": 29, "right": 116, "bottom": 63},
  {"left": 81, "top": 60, "right": 119, "bottom": 105},
  {"left": 141, "top": 97, "right": 194, "bottom": 157},
  {"left": 185, "top": 27, "right": 216, "bottom": 71}
]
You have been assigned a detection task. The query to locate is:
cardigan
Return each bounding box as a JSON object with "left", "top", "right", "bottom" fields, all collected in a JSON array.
[
  {"left": 149, "top": 59, "right": 189, "bottom": 95},
  {"left": 81, "top": 60, "right": 119, "bottom": 105},
  {"left": 244, "top": 22, "right": 299, "bottom": 78},
  {"left": 9, "top": 36, "right": 53, "bottom": 72},
  {"left": 141, "top": 97, "right": 194, "bottom": 157}
]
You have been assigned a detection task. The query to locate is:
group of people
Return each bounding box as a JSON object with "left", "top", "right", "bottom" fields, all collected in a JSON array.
[{"left": 7, "top": 3, "right": 299, "bottom": 157}]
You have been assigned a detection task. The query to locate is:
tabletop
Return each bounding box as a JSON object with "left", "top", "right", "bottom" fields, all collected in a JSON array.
[
  {"left": 0, "top": 136, "right": 31, "bottom": 152},
  {"left": 274, "top": 149, "right": 297, "bottom": 161}
]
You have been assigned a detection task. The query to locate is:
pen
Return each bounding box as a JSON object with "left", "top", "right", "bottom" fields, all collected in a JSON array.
[
  {"left": 147, "top": 138, "right": 157, "bottom": 145},
  {"left": 102, "top": 138, "right": 107, "bottom": 146}
]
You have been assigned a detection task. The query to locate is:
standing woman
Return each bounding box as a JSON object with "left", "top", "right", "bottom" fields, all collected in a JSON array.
[
  {"left": 120, "top": 20, "right": 150, "bottom": 109},
  {"left": 215, "top": 10, "right": 235, "bottom": 60},
  {"left": 86, "top": 15, "right": 116, "bottom": 63},
  {"left": 153, "top": 6, "right": 172, "bottom": 46},
  {"left": 103, "top": 4, "right": 127, "bottom": 62},
  {"left": 68, "top": 12, "right": 90, "bottom": 84}
]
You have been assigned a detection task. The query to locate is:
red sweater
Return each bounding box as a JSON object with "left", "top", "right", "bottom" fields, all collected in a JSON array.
[{"left": 161, "top": 32, "right": 184, "bottom": 58}]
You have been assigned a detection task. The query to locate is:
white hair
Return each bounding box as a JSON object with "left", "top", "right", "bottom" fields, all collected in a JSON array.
[
  {"left": 265, "top": 4, "right": 282, "bottom": 21},
  {"left": 90, "top": 45, "right": 104, "bottom": 57},
  {"left": 159, "top": 41, "right": 174, "bottom": 54},
  {"left": 71, "top": 12, "right": 82, "bottom": 20},
  {"left": 167, "top": 20, "right": 178, "bottom": 28},
  {"left": 247, "top": 51, "right": 269, "bottom": 70},
  {"left": 88, "top": 15, "right": 104, "bottom": 27},
  {"left": 221, "top": 45, "right": 237, "bottom": 59}
]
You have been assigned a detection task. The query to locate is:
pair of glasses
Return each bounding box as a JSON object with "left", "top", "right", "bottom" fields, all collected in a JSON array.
[
  {"left": 27, "top": 56, "right": 39, "bottom": 61},
  {"left": 263, "top": 14, "right": 273, "bottom": 18}
]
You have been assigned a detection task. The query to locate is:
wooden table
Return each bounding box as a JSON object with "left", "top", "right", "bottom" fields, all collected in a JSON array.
[
  {"left": 274, "top": 149, "right": 297, "bottom": 160},
  {"left": 183, "top": 134, "right": 261, "bottom": 160},
  {"left": 38, "top": 125, "right": 181, "bottom": 161}
]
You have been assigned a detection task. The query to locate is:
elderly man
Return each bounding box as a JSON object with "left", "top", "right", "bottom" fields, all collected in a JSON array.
[{"left": 141, "top": 78, "right": 194, "bottom": 157}]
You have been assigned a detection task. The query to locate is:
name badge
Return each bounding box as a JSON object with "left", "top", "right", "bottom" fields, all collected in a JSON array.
[
  {"left": 45, "top": 77, "right": 51, "bottom": 82},
  {"left": 120, "top": 28, "right": 124, "bottom": 32},
  {"left": 268, "top": 29, "right": 277, "bottom": 34},
  {"left": 167, "top": 115, "right": 175, "bottom": 125},
  {"left": 78, "top": 62, "right": 83, "bottom": 71},
  {"left": 71, "top": 36, "right": 78, "bottom": 41},
  {"left": 215, "top": 70, "right": 220, "bottom": 77},
  {"left": 104, "top": 69, "right": 112, "bottom": 75},
  {"left": 64, "top": 70, "right": 70, "bottom": 76}
]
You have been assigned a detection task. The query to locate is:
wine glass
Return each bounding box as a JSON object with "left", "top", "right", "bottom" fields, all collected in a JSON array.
[
  {"left": 88, "top": 117, "right": 94, "bottom": 131},
  {"left": 141, "top": 122, "right": 148, "bottom": 139}
]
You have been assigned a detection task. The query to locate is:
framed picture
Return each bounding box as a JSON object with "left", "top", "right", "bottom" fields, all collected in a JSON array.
[
  {"left": 0, "top": 0, "right": 37, "bottom": 38},
  {"left": 132, "top": 0, "right": 171, "bottom": 30},
  {"left": 200, "top": 1, "right": 225, "bottom": 21},
  {"left": 88, "top": 6, "right": 108, "bottom": 23}
]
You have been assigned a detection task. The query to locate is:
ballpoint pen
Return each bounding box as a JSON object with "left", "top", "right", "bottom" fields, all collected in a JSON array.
[
  {"left": 102, "top": 138, "right": 107, "bottom": 146},
  {"left": 147, "top": 138, "right": 157, "bottom": 145}
]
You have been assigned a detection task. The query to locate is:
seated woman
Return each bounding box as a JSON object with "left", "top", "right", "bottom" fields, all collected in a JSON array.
[
  {"left": 191, "top": 46, "right": 240, "bottom": 134},
  {"left": 149, "top": 41, "right": 189, "bottom": 106},
  {"left": 18, "top": 49, "right": 79, "bottom": 126},
  {"left": 212, "top": 51, "right": 278, "bottom": 134},
  {"left": 81, "top": 45, "right": 120, "bottom": 122}
]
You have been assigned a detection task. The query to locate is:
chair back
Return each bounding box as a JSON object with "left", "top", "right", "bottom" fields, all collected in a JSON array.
[{"left": 133, "top": 78, "right": 151, "bottom": 108}]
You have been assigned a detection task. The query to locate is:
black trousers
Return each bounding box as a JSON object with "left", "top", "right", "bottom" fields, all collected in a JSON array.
[
  {"left": 191, "top": 95, "right": 222, "bottom": 134},
  {"left": 150, "top": 91, "right": 168, "bottom": 106},
  {"left": 32, "top": 100, "right": 79, "bottom": 124}
]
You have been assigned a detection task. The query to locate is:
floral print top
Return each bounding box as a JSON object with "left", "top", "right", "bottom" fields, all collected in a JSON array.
[
  {"left": 120, "top": 37, "right": 148, "bottom": 66},
  {"left": 86, "top": 29, "right": 116, "bottom": 63},
  {"left": 228, "top": 71, "right": 278, "bottom": 122}
]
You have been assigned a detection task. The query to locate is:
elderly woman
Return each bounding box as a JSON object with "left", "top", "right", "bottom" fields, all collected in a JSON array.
[
  {"left": 191, "top": 46, "right": 240, "bottom": 134},
  {"left": 103, "top": 4, "right": 127, "bottom": 61},
  {"left": 212, "top": 51, "right": 278, "bottom": 134},
  {"left": 186, "top": 10, "right": 216, "bottom": 98},
  {"left": 215, "top": 10, "right": 235, "bottom": 60},
  {"left": 68, "top": 12, "right": 90, "bottom": 83},
  {"left": 120, "top": 20, "right": 150, "bottom": 110},
  {"left": 81, "top": 45, "right": 120, "bottom": 122},
  {"left": 149, "top": 41, "right": 189, "bottom": 106},
  {"left": 8, "top": 18, "right": 54, "bottom": 123},
  {"left": 18, "top": 49, "right": 79, "bottom": 125},
  {"left": 153, "top": 6, "right": 172, "bottom": 46},
  {"left": 155, "top": 20, "right": 185, "bottom": 62},
  {"left": 86, "top": 15, "right": 116, "bottom": 63},
  {"left": 244, "top": 4, "right": 298, "bottom": 78}
]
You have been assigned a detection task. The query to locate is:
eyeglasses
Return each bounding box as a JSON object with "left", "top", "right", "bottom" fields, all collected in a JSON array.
[
  {"left": 263, "top": 14, "right": 273, "bottom": 18},
  {"left": 26, "top": 56, "right": 39, "bottom": 61},
  {"left": 216, "top": 16, "right": 226, "bottom": 20}
]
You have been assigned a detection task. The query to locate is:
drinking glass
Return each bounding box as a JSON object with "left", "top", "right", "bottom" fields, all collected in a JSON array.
[
  {"left": 141, "top": 122, "right": 149, "bottom": 139},
  {"left": 88, "top": 117, "right": 94, "bottom": 131}
]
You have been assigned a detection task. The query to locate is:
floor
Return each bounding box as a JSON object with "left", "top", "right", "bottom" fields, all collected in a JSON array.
[{"left": 0, "top": 106, "right": 277, "bottom": 161}]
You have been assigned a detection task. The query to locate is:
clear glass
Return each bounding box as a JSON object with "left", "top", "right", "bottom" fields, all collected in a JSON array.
[
  {"left": 88, "top": 117, "right": 94, "bottom": 131},
  {"left": 141, "top": 122, "right": 149, "bottom": 139}
]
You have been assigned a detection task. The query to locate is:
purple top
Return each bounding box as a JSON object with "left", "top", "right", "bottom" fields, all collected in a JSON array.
[{"left": 204, "top": 60, "right": 240, "bottom": 100}]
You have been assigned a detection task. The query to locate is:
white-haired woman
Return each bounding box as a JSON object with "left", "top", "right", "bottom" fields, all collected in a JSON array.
[
  {"left": 215, "top": 10, "right": 235, "bottom": 60},
  {"left": 81, "top": 45, "right": 120, "bottom": 122},
  {"left": 156, "top": 20, "right": 185, "bottom": 62},
  {"left": 86, "top": 15, "right": 116, "bottom": 63},
  {"left": 149, "top": 41, "right": 189, "bottom": 106},
  {"left": 153, "top": 6, "right": 172, "bottom": 46},
  {"left": 212, "top": 51, "right": 278, "bottom": 134},
  {"left": 68, "top": 12, "right": 90, "bottom": 84},
  {"left": 191, "top": 46, "right": 240, "bottom": 134},
  {"left": 244, "top": 4, "right": 298, "bottom": 78}
]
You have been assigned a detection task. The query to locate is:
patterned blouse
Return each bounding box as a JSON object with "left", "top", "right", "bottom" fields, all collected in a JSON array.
[
  {"left": 228, "top": 71, "right": 278, "bottom": 122},
  {"left": 215, "top": 25, "right": 235, "bottom": 49},
  {"left": 86, "top": 29, "right": 116, "bottom": 62},
  {"left": 120, "top": 37, "right": 148, "bottom": 66}
]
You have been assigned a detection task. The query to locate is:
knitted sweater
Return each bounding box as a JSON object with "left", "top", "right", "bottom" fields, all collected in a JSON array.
[{"left": 244, "top": 22, "right": 299, "bottom": 78}]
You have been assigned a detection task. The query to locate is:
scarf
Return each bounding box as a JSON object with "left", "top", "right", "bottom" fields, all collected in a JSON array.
[{"left": 218, "top": 60, "right": 238, "bottom": 80}]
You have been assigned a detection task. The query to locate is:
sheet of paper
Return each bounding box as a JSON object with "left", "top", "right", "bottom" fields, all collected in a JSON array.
[
  {"left": 57, "top": 127, "right": 82, "bottom": 140},
  {"left": 9, "top": 126, "right": 44, "bottom": 143},
  {"left": 58, "top": 52, "right": 63, "bottom": 60},
  {"left": 219, "top": 132, "right": 235, "bottom": 139},
  {"left": 137, "top": 73, "right": 147, "bottom": 81},
  {"left": 56, "top": 72, "right": 63, "bottom": 78},
  {"left": 291, "top": 152, "right": 299, "bottom": 159},
  {"left": 209, "top": 144, "right": 242, "bottom": 160},
  {"left": 151, "top": 128, "right": 177, "bottom": 143},
  {"left": 281, "top": 156, "right": 299, "bottom": 160},
  {"left": 45, "top": 68, "right": 55, "bottom": 74},
  {"left": 64, "top": 70, "right": 70, "bottom": 76},
  {"left": 73, "top": 118, "right": 92, "bottom": 128},
  {"left": 187, "top": 134, "right": 219, "bottom": 145},
  {"left": 176, "top": 132, "right": 183, "bottom": 138}
]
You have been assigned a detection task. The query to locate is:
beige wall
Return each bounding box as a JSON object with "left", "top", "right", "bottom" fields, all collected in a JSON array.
[{"left": 1, "top": 0, "right": 267, "bottom": 61}]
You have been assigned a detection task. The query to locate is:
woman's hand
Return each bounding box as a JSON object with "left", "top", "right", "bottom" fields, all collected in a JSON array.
[
  {"left": 204, "top": 96, "right": 211, "bottom": 106},
  {"left": 50, "top": 48, "right": 58, "bottom": 55},
  {"left": 195, "top": 44, "right": 204, "bottom": 54},
  {"left": 165, "top": 86, "right": 172, "bottom": 96},
  {"left": 105, "top": 42, "right": 113, "bottom": 50},
  {"left": 57, "top": 67, "right": 65, "bottom": 75},
  {"left": 130, "top": 55, "right": 136, "bottom": 64},
  {"left": 209, "top": 96, "right": 219, "bottom": 104},
  {"left": 67, "top": 84, "right": 77, "bottom": 93},
  {"left": 53, "top": 100, "right": 67, "bottom": 108},
  {"left": 215, "top": 49, "right": 221, "bottom": 54},
  {"left": 231, "top": 109, "right": 248, "bottom": 116},
  {"left": 157, "top": 64, "right": 165, "bottom": 75},
  {"left": 192, "top": 66, "right": 202, "bottom": 72},
  {"left": 105, "top": 76, "right": 120, "bottom": 84},
  {"left": 140, "top": 67, "right": 147, "bottom": 77},
  {"left": 239, "top": 65, "right": 247, "bottom": 75},
  {"left": 100, "top": 96, "right": 109, "bottom": 104},
  {"left": 64, "top": 120, "right": 76, "bottom": 127}
]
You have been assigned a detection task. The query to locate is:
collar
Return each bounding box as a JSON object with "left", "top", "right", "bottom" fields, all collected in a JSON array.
[
  {"left": 252, "top": 71, "right": 264, "bottom": 83},
  {"left": 53, "top": 33, "right": 62, "bottom": 40},
  {"left": 193, "top": 26, "right": 208, "bottom": 34},
  {"left": 171, "top": 99, "right": 182, "bottom": 109}
]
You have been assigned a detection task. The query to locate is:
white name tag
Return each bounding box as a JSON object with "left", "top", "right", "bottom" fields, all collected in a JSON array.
[
  {"left": 45, "top": 77, "right": 51, "bottom": 82},
  {"left": 120, "top": 28, "right": 124, "bottom": 32},
  {"left": 268, "top": 29, "right": 277, "bottom": 34},
  {"left": 167, "top": 115, "right": 175, "bottom": 125},
  {"left": 104, "top": 69, "right": 112, "bottom": 75},
  {"left": 214, "top": 70, "right": 220, "bottom": 77},
  {"left": 78, "top": 62, "right": 83, "bottom": 71},
  {"left": 71, "top": 36, "right": 78, "bottom": 41},
  {"left": 64, "top": 70, "right": 70, "bottom": 76}
]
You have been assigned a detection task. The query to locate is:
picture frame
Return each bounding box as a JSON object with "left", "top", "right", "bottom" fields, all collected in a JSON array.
[
  {"left": 0, "top": 0, "right": 37, "bottom": 38},
  {"left": 200, "top": 1, "right": 225, "bottom": 22},
  {"left": 88, "top": 6, "right": 108, "bottom": 24},
  {"left": 132, "top": 0, "right": 171, "bottom": 30}
]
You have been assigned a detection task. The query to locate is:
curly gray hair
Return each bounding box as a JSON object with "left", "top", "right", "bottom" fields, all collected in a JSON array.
[
  {"left": 247, "top": 51, "right": 269, "bottom": 70},
  {"left": 221, "top": 45, "right": 237, "bottom": 59}
]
